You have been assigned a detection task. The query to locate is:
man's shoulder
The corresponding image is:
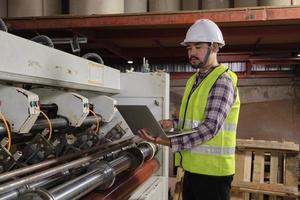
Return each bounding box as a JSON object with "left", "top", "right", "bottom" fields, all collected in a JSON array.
[{"left": 217, "top": 72, "right": 233, "bottom": 84}]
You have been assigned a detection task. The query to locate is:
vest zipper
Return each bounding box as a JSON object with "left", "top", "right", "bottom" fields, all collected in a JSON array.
[
  {"left": 181, "top": 66, "right": 223, "bottom": 129},
  {"left": 181, "top": 78, "right": 198, "bottom": 129}
]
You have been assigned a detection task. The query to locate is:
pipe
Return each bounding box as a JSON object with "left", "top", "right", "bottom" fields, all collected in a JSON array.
[
  {"left": 82, "top": 53, "right": 104, "bottom": 65},
  {"left": 0, "top": 137, "right": 137, "bottom": 193},
  {"left": 85, "top": 159, "right": 159, "bottom": 200},
  {"left": 48, "top": 156, "right": 132, "bottom": 200},
  {"left": 31, "top": 35, "right": 54, "bottom": 48},
  {"left": 0, "top": 116, "right": 98, "bottom": 137},
  {"left": 19, "top": 142, "right": 157, "bottom": 200},
  {"left": 31, "top": 116, "right": 97, "bottom": 132},
  {"left": 0, "top": 18, "right": 7, "bottom": 32},
  {"left": 0, "top": 136, "right": 134, "bottom": 183},
  {"left": 0, "top": 173, "right": 69, "bottom": 200},
  {"left": 39, "top": 104, "right": 58, "bottom": 111},
  {"left": 50, "top": 168, "right": 111, "bottom": 200}
]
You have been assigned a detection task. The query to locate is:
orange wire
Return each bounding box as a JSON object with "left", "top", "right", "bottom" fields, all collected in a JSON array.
[
  {"left": 0, "top": 111, "right": 11, "bottom": 151},
  {"left": 35, "top": 109, "right": 52, "bottom": 140},
  {"left": 89, "top": 109, "right": 100, "bottom": 134}
]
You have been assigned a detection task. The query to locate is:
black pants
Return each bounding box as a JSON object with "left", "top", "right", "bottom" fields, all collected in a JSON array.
[{"left": 182, "top": 171, "right": 233, "bottom": 200}]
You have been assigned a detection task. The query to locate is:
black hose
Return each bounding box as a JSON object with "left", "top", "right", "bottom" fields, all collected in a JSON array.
[
  {"left": 31, "top": 35, "right": 54, "bottom": 48},
  {"left": 0, "top": 18, "right": 7, "bottom": 32},
  {"left": 82, "top": 53, "right": 104, "bottom": 65}
]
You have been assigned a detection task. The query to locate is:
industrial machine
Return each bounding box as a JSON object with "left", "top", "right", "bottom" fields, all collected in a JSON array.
[{"left": 0, "top": 30, "right": 169, "bottom": 200}]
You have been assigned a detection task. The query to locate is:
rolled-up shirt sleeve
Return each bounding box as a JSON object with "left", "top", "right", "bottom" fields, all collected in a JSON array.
[{"left": 170, "top": 73, "right": 235, "bottom": 152}]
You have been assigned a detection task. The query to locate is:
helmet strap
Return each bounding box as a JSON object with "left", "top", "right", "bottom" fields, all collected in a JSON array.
[
  {"left": 203, "top": 44, "right": 212, "bottom": 65},
  {"left": 197, "top": 44, "right": 212, "bottom": 70}
]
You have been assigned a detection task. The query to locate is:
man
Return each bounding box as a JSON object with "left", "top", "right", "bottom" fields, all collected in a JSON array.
[{"left": 138, "top": 19, "right": 240, "bottom": 200}]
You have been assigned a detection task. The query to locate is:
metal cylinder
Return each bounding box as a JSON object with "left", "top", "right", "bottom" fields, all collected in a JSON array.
[
  {"left": 124, "top": 0, "right": 147, "bottom": 13},
  {"left": 0, "top": 138, "right": 135, "bottom": 194},
  {"left": 259, "top": 0, "right": 291, "bottom": 6},
  {"left": 31, "top": 115, "right": 97, "bottom": 131},
  {"left": 0, "top": 174, "right": 67, "bottom": 200},
  {"left": 42, "top": 0, "right": 61, "bottom": 16},
  {"left": 8, "top": 0, "right": 60, "bottom": 17},
  {"left": 19, "top": 144, "right": 155, "bottom": 200},
  {"left": 0, "top": 116, "right": 97, "bottom": 137},
  {"left": 202, "top": 0, "right": 230, "bottom": 9},
  {"left": 149, "top": 0, "right": 180, "bottom": 12},
  {"left": 138, "top": 142, "right": 157, "bottom": 160},
  {"left": 8, "top": 0, "right": 42, "bottom": 17},
  {"left": 50, "top": 168, "right": 112, "bottom": 200},
  {"left": 293, "top": 0, "right": 300, "bottom": 5},
  {"left": 0, "top": 0, "right": 7, "bottom": 17},
  {"left": 0, "top": 137, "right": 133, "bottom": 184},
  {"left": 234, "top": 0, "right": 257, "bottom": 7},
  {"left": 69, "top": 0, "right": 124, "bottom": 15},
  {"left": 48, "top": 155, "right": 132, "bottom": 200},
  {"left": 182, "top": 0, "right": 199, "bottom": 10},
  {"left": 84, "top": 159, "right": 159, "bottom": 200}
]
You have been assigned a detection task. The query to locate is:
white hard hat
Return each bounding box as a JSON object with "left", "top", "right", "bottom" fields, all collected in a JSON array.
[{"left": 181, "top": 19, "right": 225, "bottom": 47}]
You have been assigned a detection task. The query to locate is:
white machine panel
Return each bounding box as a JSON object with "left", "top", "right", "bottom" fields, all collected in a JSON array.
[
  {"left": 0, "top": 31, "right": 120, "bottom": 93},
  {"left": 0, "top": 85, "right": 40, "bottom": 133},
  {"left": 114, "top": 72, "right": 170, "bottom": 120},
  {"left": 80, "top": 94, "right": 117, "bottom": 123},
  {"left": 32, "top": 88, "right": 89, "bottom": 127},
  {"left": 129, "top": 176, "right": 168, "bottom": 200},
  {"left": 113, "top": 72, "right": 170, "bottom": 200}
]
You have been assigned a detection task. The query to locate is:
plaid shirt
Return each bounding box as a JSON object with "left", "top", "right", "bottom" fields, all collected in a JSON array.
[{"left": 170, "top": 67, "right": 235, "bottom": 152}]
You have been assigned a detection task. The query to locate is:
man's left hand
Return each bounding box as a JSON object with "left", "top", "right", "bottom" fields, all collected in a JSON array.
[{"left": 138, "top": 128, "right": 171, "bottom": 147}]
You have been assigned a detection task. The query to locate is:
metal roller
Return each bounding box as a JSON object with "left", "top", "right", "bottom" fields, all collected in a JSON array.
[
  {"left": 0, "top": 116, "right": 98, "bottom": 138},
  {"left": 0, "top": 137, "right": 135, "bottom": 184},
  {"left": 18, "top": 142, "right": 157, "bottom": 200}
]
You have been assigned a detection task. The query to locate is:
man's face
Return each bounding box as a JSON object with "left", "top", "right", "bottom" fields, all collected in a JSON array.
[{"left": 186, "top": 43, "right": 210, "bottom": 69}]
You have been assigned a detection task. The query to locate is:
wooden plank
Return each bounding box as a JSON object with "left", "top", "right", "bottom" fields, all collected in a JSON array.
[
  {"left": 233, "top": 150, "right": 252, "bottom": 200},
  {"left": 270, "top": 152, "right": 279, "bottom": 200},
  {"left": 270, "top": 153, "right": 279, "bottom": 183},
  {"left": 233, "top": 139, "right": 299, "bottom": 200},
  {"left": 230, "top": 192, "right": 243, "bottom": 200},
  {"left": 173, "top": 167, "right": 184, "bottom": 200},
  {"left": 232, "top": 182, "right": 299, "bottom": 198},
  {"left": 233, "top": 151, "right": 244, "bottom": 184},
  {"left": 243, "top": 151, "right": 252, "bottom": 200},
  {"left": 236, "top": 139, "right": 299, "bottom": 152},
  {"left": 252, "top": 152, "right": 265, "bottom": 200},
  {"left": 285, "top": 155, "right": 299, "bottom": 187},
  {"left": 278, "top": 153, "right": 284, "bottom": 184}
]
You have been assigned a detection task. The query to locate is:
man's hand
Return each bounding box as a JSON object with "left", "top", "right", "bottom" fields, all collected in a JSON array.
[
  {"left": 159, "top": 119, "right": 173, "bottom": 131},
  {"left": 138, "top": 128, "right": 171, "bottom": 147}
]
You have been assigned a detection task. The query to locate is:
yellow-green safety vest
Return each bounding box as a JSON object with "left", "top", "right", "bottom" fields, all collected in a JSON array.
[{"left": 175, "top": 64, "right": 240, "bottom": 176}]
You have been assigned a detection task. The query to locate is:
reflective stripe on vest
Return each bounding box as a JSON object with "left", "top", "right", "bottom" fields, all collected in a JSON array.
[
  {"left": 191, "top": 145, "right": 236, "bottom": 155},
  {"left": 178, "top": 119, "right": 237, "bottom": 132}
]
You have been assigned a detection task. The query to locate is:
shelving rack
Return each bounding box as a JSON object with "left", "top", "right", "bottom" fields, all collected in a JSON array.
[{"left": 3, "top": 5, "right": 300, "bottom": 79}]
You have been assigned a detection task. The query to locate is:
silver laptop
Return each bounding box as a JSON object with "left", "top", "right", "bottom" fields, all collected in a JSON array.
[{"left": 116, "top": 105, "right": 197, "bottom": 139}]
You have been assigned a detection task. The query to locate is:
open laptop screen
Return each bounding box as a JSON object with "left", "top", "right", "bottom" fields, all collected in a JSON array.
[{"left": 116, "top": 105, "right": 197, "bottom": 139}]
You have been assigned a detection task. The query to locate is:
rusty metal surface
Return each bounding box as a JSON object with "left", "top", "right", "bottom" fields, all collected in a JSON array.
[
  {"left": 3, "top": 6, "right": 300, "bottom": 65},
  {"left": 4, "top": 6, "right": 300, "bottom": 29}
]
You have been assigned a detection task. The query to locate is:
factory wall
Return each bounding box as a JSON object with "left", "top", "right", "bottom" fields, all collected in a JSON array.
[{"left": 170, "top": 77, "right": 300, "bottom": 144}]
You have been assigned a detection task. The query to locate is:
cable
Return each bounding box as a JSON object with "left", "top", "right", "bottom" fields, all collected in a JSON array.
[
  {"left": 35, "top": 109, "right": 52, "bottom": 141},
  {"left": 0, "top": 112, "right": 11, "bottom": 151},
  {"left": 88, "top": 109, "right": 100, "bottom": 134}
]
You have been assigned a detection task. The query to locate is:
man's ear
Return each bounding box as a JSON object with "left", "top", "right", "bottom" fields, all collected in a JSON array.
[{"left": 211, "top": 43, "right": 220, "bottom": 53}]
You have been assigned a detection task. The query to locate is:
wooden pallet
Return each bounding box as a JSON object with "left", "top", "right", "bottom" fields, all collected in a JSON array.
[
  {"left": 231, "top": 139, "right": 299, "bottom": 200},
  {"left": 173, "top": 167, "right": 184, "bottom": 200}
]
